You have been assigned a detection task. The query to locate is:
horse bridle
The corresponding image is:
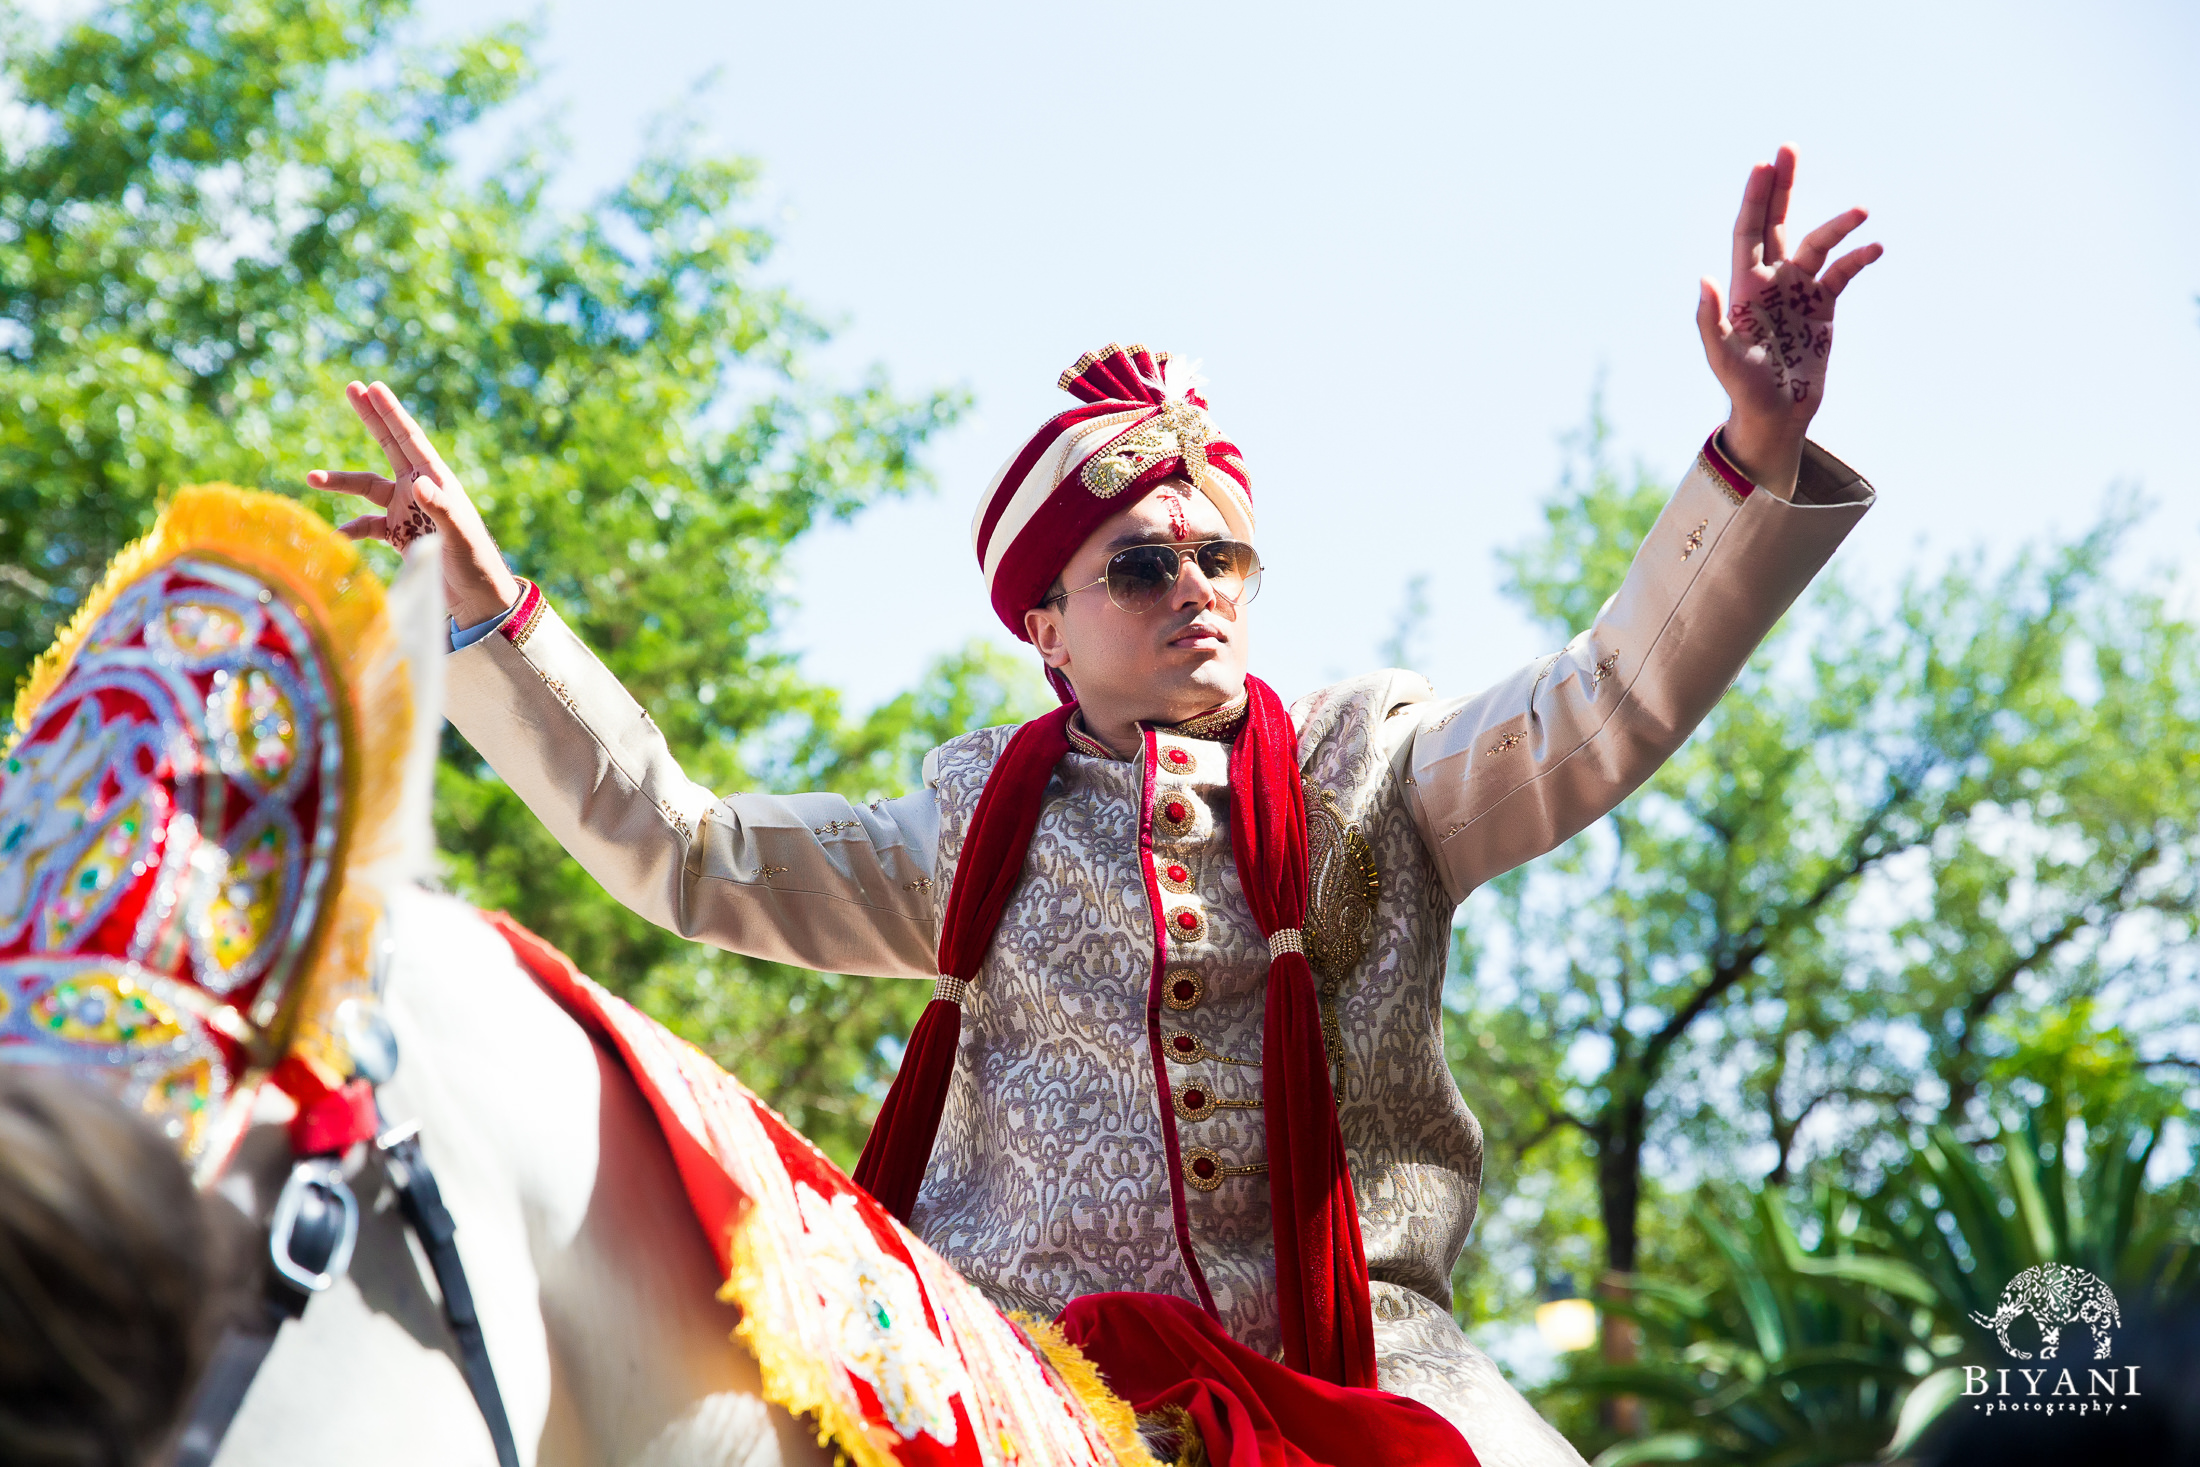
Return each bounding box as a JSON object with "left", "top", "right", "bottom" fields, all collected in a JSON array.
[{"left": 164, "top": 1004, "right": 520, "bottom": 1467}]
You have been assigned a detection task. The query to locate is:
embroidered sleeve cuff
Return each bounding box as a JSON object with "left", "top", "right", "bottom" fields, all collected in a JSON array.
[
  {"left": 498, "top": 580, "right": 546, "bottom": 649},
  {"left": 1699, "top": 429, "right": 1756, "bottom": 501},
  {"left": 450, "top": 581, "right": 546, "bottom": 653}
]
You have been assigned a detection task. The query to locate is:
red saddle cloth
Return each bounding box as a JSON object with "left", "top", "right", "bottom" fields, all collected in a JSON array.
[{"left": 490, "top": 913, "right": 1475, "bottom": 1467}]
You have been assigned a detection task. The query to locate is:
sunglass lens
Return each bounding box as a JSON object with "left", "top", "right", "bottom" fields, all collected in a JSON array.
[
  {"left": 1195, "top": 541, "right": 1259, "bottom": 588},
  {"left": 1106, "top": 545, "right": 1183, "bottom": 612}
]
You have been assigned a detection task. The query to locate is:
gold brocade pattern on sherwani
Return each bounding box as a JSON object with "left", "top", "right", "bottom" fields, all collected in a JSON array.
[
  {"left": 911, "top": 736, "right": 1210, "bottom": 1323},
  {"left": 908, "top": 674, "right": 1491, "bottom": 1413}
]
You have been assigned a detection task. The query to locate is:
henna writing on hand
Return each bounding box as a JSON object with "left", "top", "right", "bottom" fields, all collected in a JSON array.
[{"left": 1731, "top": 284, "right": 1832, "bottom": 406}]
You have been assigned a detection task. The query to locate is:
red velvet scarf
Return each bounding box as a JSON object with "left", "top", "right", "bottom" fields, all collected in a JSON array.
[
  {"left": 852, "top": 702, "right": 1073, "bottom": 1216},
  {"left": 1058, "top": 1294, "right": 1475, "bottom": 1466},
  {"left": 852, "top": 678, "right": 1378, "bottom": 1388}
]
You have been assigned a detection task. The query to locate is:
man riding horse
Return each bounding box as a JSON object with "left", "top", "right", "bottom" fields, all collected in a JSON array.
[
  {"left": 0, "top": 490, "right": 1148, "bottom": 1467},
  {"left": 314, "top": 146, "right": 1882, "bottom": 1464}
]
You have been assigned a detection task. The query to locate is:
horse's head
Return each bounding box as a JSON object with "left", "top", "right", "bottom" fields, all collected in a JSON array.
[{"left": 0, "top": 487, "right": 442, "bottom": 1182}]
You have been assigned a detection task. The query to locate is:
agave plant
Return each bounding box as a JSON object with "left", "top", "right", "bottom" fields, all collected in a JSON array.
[
  {"left": 1870, "top": 1103, "right": 2200, "bottom": 1327},
  {"left": 1861, "top": 1103, "right": 2200, "bottom": 1459},
  {"left": 1549, "top": 1184, "right": 1949, "bottom": 1467},
  {"left": 1543, "top": 1099, "right": 2199, "bottom": 1466}
]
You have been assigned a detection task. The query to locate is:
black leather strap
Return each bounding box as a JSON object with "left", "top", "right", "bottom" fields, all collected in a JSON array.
[
  {"left": 167, "top": 1277, "right": 309, "bottom": 1467},
  {"left": 164, "top": 1132, "right": 518, "bottom": 1467},
  {"left": 381, "top": 1132, "right": 521, "bottom": 1467}
]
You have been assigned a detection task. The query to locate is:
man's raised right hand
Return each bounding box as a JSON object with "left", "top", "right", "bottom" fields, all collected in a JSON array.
[{"left": 308, "top": 380, "right": 521, "bottom": 628}]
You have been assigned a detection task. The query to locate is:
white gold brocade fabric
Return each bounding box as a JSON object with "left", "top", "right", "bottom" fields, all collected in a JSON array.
[{"left": 911, "top": 677, "right": 1547, "bottom": 1452}]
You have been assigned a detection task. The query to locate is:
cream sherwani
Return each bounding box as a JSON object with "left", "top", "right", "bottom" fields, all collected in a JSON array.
[{"left": 446, "top": 441, "right": 1874, "bottom": 1467}]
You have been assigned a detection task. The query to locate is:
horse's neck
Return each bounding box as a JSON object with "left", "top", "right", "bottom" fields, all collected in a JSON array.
[{"left": 212, "top": 888, "right": 827, "bottom": 1467}]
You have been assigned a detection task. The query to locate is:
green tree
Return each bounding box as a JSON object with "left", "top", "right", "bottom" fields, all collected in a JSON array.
[
  {"left": 1445, "top": 407, "right": 2200, "bottom": 1407},
  {"left": 0, "top": 0, "right": 1042, "bottom": 1162}
]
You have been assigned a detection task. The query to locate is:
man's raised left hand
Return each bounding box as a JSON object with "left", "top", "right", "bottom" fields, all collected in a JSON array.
[{"left": 1696, "top": 143, "right": 1883, "bottom": 498}]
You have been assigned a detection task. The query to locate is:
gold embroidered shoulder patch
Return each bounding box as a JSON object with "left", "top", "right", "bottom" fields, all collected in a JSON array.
[
  {"left": 1304, "top": 781, "right": 1380, "bottom": 978},
  {"left": 1301, "top": 780, "right": 1381, "bottom": 1074}
]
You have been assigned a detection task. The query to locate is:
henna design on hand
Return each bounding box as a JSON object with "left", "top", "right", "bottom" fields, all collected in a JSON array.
[
  {"left": 1707, "top": 149, "right": 1877, "bottom": 447},
  {"left": 387, "top": 505, "right": 437, "bottom": 551}
]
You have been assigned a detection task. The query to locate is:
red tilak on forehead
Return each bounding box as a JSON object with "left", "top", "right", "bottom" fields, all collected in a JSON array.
[{"left": 1164, "top": 491, "right": 1191, "bottom": 542}]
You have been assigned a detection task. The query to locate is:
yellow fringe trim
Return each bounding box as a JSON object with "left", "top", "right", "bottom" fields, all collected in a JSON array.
[
  {"left": 1133, "top": 1404, "right": 1207, "bottom": 1467},
  {"left": 8, "top": 484, "right": 412, "bottom": 1071},
  {"left": 721, "top": 1203, "right": 1162, "bottom": 1467},
  {"left": 1007, "top": 1314, "right": 1161, "bottom": 1467},
  {"left": 721, "top": 1205, "right": 884, "bottom": 1467}
]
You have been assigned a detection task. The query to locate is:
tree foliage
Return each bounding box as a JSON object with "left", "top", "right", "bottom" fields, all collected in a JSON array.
[
  {"left": 1451, "top": 406, "right": 2200, "bottom": 1286},
  {"left": 0, "top": 0, "right": 1044, "bottom": 1163},
  {"left": 1443, "top": 409, "right": 2200, "bottom": 1457}
]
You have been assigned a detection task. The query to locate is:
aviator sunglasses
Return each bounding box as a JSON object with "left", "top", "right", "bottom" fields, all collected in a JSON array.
[{"left": 1045, "top": 539, "right": 1265, "bottom": 615}]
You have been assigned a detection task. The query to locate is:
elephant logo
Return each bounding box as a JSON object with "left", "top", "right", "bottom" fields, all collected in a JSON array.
[{"left": 1970, "top": 1264, "right": 2121, "bottom": 1361}]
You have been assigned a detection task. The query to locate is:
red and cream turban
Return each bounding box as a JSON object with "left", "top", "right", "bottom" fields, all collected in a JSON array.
[{"left": 971, "top": 344, "right": 1255, "bottom": 638}]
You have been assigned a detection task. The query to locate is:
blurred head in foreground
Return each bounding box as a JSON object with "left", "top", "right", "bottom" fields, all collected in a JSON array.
[{"left": 0, "top": 1069, "right": 233, "bottom": 1467}]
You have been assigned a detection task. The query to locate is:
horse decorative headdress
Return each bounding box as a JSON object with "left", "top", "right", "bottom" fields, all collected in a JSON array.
[{"left": 0, "top": 486, "right": 438, "bottom": 1183}]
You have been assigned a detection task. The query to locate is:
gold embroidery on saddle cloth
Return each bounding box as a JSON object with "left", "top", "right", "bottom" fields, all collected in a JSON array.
[
  {"left": 702, "top": 1073, "right": 1160, "bottom": 1467},
  {"left": 1133, "top": 1400, "right": 1211, "bottom": 1467},
  {"left": 1301, "top": 779, "right": 1381, "bottom": 1077}
]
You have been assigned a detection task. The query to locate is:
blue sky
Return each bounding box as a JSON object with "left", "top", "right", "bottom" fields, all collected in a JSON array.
[{"left": 418, "top": 0, "right": 2200, "bottom": 712}]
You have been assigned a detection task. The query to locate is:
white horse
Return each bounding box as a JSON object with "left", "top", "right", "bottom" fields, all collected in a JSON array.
[
  {"left": 205, "top": 884, "right": 836, "bottom": 1467},
  {"left": 9, "top": 517, "right": 1133, "bottom": 1467},
  {"left": 204, "top": 545, "right": 832, "bottom": 1467}
]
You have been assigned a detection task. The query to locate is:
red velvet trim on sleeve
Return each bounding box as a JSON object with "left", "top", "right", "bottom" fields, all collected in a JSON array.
[
  {"left": 498, "top": 580, "right": 545, "bottom": 647},
  {"left": 1700, "top": 430, "right": 1755, "bottom": 500}
]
